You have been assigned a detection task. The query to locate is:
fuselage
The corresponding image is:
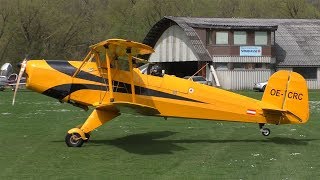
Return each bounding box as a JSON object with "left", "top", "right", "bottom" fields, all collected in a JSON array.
[
  {"left": 25, "top": 60, "right": 281, "bottom": 124},
  {"left": 20, "top": 39, "right": 310, "bottom": 147}
]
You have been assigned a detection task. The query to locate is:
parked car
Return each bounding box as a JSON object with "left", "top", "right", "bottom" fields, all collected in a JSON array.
[
  {"left": 7, "top": 73, "right": 26, "bottom": 91},
  {"left": 183, "top": 76, "right": 212, "bottom": 86},
  {"left": 253, "top": 81, "right": 268, "bottom": 92},
  {"left": 0, "top": 76, "right": 6, "bottom": 91},
  {"left": 0, "top": 63, "right": 13, "bottom": 91}
]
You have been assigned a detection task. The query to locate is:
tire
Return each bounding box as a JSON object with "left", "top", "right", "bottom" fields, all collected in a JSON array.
[
  {"left": 262, "top": 85, "right": 266, "bottom": 92},
  {"left": 65, "top": 133, "right": 84, "bottom": 147},
  {"left": 261, "top": 128, "right": 271, "bottom": 136}
]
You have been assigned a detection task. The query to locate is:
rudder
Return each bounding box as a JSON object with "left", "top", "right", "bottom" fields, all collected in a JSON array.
[{"left": 262, "top": 70, "right": 309, "bottom": 123}]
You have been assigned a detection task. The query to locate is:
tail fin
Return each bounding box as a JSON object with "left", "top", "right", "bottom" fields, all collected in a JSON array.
[{"left": 262, "top": 70, "right": 309, "bottom": 124}]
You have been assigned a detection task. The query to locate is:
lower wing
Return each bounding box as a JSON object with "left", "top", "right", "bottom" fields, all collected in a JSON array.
[{"left": 94, "top": 101, "right": 160, "bottom": 116}]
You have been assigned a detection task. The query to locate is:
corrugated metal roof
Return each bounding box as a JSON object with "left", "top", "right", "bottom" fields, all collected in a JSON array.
[
  {"left": 175, "top": 17, "right": 278, "bottom": 30},
  {"left": 272, "top": 19, "right": 320, "bottom": 67},
  {"left": 143, "top": 17, "right": 320, "bottom": 67}
]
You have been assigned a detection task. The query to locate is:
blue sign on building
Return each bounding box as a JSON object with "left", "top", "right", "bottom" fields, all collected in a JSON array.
[{"left": 240, "top": 46, "right": 262, "bottom": 56}]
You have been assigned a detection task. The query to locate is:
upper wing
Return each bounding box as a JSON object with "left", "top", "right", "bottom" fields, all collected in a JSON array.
[
  {"left": 94, "top": 101, "right": 160, "bottom": 116},
  {"left": 90, "top": 39, "right": 154, "bottom": 56}
]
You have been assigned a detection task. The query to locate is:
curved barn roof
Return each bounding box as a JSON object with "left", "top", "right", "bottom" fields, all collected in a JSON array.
[{"left": 143, "top": 16, "right": 212, "bottom": 62}]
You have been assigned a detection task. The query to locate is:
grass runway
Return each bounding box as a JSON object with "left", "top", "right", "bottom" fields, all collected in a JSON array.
[{"left": 0, "top": 90, "right": 319, "bottom": 179}]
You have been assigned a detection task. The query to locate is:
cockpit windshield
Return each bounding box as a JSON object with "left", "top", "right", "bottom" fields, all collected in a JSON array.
[{"left": 138, "top": 63, "right": 149, "bottom": 74}]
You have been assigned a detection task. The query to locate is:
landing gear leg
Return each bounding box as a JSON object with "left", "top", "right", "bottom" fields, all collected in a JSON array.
[
  {"left": 65, "top": 109, "right": 120, "bottom": 147},
  {"left": 259, "top": 123, "right": 271, "bottom": 136}
]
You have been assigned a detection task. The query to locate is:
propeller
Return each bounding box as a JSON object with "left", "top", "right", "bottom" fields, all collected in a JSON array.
[{"left": 12, "top": 58, "right": 27, "bottom": 106}]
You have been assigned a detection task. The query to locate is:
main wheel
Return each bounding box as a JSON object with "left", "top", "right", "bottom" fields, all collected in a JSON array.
[
  {"left": 65, "top": 133, "right": 84, "bottom": 147},
  {"left": 261, "top": 128, "right": 271, "bottom": 136}
]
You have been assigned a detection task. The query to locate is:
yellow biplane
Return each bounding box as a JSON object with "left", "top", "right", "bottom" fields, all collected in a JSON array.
[{"left": 13, "top": 39, "right": 309, "bottom": 147}]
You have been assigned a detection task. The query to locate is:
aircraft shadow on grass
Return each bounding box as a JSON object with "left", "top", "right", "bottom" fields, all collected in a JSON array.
[{"left": 86, "top": 131, "right": 317, "bottom": 155}]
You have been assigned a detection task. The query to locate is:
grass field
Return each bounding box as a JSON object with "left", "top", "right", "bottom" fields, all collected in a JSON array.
[{"left": 0, "top": 90, "right": 319, "bottom": 179}]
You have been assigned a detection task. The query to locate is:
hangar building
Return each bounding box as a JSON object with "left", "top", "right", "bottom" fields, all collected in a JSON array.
[{"left": 142, "top": 17, "right": 320, "bottom": 90}]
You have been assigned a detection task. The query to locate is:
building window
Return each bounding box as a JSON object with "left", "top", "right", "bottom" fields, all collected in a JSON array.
[
  {"left": 245, "top": 63, "right": 255, "bottom": 69},
  {"left": 228, "top": 63, "right": 270, "bottom": 70},
  {"left": 233, "top": 63, "right": 245, "bottom": 69},
  {"left": 227, "top": 63, "right": 245, "bottom": 70},
  {"left": 215, "top": 63, "right": 228, "bottom": 69},
  {"left": 206, "top": 30, "right": 213, "bottom": 45},
  {"left": 216, "top": 32, "right": 228, "bottom": 45},
  {"left": 255, "top": 63, "right": 263, "bottom": 69},
  {"left": 293, "top": 67, "right": 317, "bottom": 79},
  {"left": 234, "top": 31, "right": 247, "bottom": 45},
  {"left": 255, "top": 31, "right": 267, "bottom": 45}
]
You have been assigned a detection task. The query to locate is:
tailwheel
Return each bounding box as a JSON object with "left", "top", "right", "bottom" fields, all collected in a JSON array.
[
  {"left": 259, "top": 123, "right": 270, "bottom": 136},
  {"left": 65, "top": 133, "right": 84, "bottom": 147},
  {"left": 261, "top": 128, "right": 271, "bottom": 136}
]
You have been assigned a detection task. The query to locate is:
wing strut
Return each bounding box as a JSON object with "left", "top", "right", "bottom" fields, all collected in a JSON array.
[
  {"left": 105, "top": 50, "right": 114, "bottom": 102},
  {"left": 72, "top": 50, "right": 94, "bottom": 78},
  {"left": 127, "top": 48, "right": 136, "bottom": 103}
]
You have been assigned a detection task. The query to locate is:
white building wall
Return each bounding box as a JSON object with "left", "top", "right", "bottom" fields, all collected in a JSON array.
[
  {"left": 317, "top": 68, "right": 320, "bottom": 89},
  {"left": 216, "top": 70, "right": 271, "bottom": 90},
  {"left": 149, "top": 25, "right": 199, "bottom": 62},
  {"left": 306, "top": 67, "right": 319, "bottom": 89},
  {"left": 307, "top": 80, "right": 318, "bottom": 89}
]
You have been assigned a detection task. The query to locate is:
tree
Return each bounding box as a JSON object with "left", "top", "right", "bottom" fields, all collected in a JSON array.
[
  {"left": 0, "top": 0, "right": 318, "bottom": 67},
  {"left": 0, "top": 0, "right": 13, "bottom": 64},
  {"left": 216, "top": 0, "right": 240, "bottom": 18},
  {"left": 280, "top": 0, "right": 319, "bottom": 18}
]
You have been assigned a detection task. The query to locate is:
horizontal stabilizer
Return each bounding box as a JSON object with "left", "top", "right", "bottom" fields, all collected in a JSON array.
[
  {"left": 261, "top": 105, "right": 285, "bottom": 112},
  {"left": 113, "top": 102, "right": 160, "bottom": 116}
]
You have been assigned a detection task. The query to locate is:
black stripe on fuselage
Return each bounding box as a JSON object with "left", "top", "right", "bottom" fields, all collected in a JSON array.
[
  {"left": 42, "top": 83, "right": 202, "bottom": 103},
  {"left": 44, "top": 60, "right": 204, "bottom": 103},
  {"left": 42, "top": 83, "right": 107, "bottom": 100},
  {"left": 137, "top": 86, "right": 202, "bottom": 103},
  {"left": 46, "top": 60, "right": 104, "bottom": 83}
]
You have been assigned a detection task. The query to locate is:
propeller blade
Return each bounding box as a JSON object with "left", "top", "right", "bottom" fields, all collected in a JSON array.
[{"left": 12, "top": 59, "right": 27, "bottom": 106}]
